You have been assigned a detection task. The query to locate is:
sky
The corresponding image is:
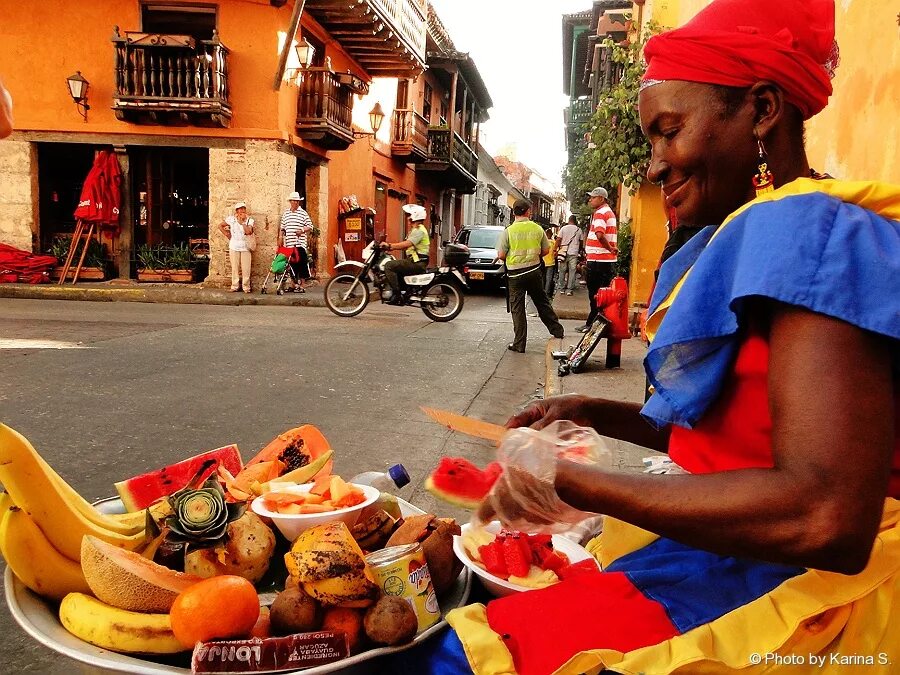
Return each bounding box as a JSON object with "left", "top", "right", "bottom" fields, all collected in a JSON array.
[{"left": 429, "top": 0, "right": 591, "bottom": 189}]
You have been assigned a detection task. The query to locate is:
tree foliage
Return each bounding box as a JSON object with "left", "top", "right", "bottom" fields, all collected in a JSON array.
[{"left": 564, "top": 24, "right": 659, "bottom": 216}]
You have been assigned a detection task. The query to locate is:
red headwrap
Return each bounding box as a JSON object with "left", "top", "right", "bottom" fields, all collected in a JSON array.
[{"left": 643, "top": 0, "right": 837, "bottom": 119}]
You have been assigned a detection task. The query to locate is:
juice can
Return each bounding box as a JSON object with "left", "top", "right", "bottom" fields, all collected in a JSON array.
[{"left": 365, "top": 542, "right": 441, "bottom": 633}]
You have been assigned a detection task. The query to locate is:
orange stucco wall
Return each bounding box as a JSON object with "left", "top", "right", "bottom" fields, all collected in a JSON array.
[{"left": 0, "top": 0, "right": 365, "bottom": 161}]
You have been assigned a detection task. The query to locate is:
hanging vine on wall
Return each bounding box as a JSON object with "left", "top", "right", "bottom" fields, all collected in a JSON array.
[{"left": 564, "top": 23, "right": 661, "bottom": 215}]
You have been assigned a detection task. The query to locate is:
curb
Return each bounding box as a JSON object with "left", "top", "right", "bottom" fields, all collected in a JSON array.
[
  {"left": 0, "top": 283, "right": 327, "bottom": 307},
  {"left": 545, "top": 337, "right": 563, "bottom": 398}
]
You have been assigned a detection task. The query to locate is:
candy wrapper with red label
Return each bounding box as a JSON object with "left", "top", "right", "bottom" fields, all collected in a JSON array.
[{"left": 191, "top": 632, "right": 349, "bottom": 674}]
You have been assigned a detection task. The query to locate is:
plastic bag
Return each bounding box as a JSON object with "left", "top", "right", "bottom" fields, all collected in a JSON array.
[{"left": 474, "top": 420, "right": 611, "bottom": 534}]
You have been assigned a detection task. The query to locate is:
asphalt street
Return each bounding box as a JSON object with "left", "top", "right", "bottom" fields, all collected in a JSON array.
[{"left": 0, "top": 292, "right": 596, "bottom": 673}]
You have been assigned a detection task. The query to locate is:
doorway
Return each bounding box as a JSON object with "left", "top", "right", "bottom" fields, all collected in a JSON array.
[
  {"left": 37, "top": 143, "right": 99, "bottom": 253},
  {"left": 130, "top": 147, "right": 209, "bottom": 249}
]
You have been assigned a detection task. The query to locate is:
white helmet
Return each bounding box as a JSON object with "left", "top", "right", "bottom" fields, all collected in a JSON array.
[{"left": 402, "top": 204, "right": 427, "bottom": 222}]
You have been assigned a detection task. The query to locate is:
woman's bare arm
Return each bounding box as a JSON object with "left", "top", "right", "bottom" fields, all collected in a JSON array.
[{"left": 555, "top": 304, "right": 894, "bottom": 573}]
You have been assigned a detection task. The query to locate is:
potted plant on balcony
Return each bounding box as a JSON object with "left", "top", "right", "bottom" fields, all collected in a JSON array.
[
  {"left": 136, "top": 243, "right": 195, "bottom": 283},
  {"left": 48, "top": 235, "right": 106, "bottom": 281}
]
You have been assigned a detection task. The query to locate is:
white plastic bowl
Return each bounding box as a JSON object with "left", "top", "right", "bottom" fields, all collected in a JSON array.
[
  {"left": 250, "top": 482, "right": 379, "bottom": 542},
  {"left": 453, "top": 521, "right": 598, "bottom": 597}
]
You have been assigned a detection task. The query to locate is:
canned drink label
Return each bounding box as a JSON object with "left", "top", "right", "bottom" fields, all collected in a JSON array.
[{"left": 366, "top": 544, "right": 441, "bottom": 633}]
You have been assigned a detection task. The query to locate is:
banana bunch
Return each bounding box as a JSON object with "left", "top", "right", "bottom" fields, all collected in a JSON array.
[
  {"left": 59, "top": 593, "right": 185, "bottom": 655},
  {"left": 285, "top": 522, "right": 379, "bottom": 607},
  {"left": 0, "top": 424, "right": 158, "bottom": 601}
]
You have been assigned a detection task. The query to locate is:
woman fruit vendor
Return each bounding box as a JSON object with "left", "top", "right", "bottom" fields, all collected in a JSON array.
[{"left": 402, "top": 0, "right": 900, "bottom": 672}]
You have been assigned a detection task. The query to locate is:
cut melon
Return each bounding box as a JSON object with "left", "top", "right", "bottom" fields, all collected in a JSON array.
[
  {"left": 247, "top": 425, "right": 334, "bottom": 479},
  {"left": 81, "top": 535, "right": 202, "bottom": 612},
  {"left": 425, "top": 457, "right": 504, "bottom": 510},
  {"left": 115, "top": 445, "right": 243, "bottom": 512}
]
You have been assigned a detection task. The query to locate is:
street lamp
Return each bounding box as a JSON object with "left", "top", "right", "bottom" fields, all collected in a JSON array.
[
  {"left": 353, "top": 102, "right": 385, "bottom": 139},
  {"left": 294, "top": 39, "right": 316, "bottom": 69},
  {"left": 66, "top": 71, "right": 90, "bottom": 121}
]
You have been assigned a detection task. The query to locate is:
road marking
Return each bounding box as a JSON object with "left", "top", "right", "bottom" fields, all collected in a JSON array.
[{"left": 0, "top": 339, "right": 90, "bottom": 350}]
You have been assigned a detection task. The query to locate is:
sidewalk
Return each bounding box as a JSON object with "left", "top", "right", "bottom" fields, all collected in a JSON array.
[
  {"left": 543, "top": 321, "right": 664, "bottom": 474},
  {"left": 0, "top": 279, "right": 327, "bottom": 307}
]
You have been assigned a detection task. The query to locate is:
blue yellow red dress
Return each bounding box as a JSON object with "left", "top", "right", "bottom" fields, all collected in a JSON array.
[{"left": 421, "top": 179, "right": 900, "bottom": 674}]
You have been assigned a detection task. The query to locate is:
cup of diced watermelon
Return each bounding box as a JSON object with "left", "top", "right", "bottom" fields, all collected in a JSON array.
[{"left": 453, "top": 522, "right": 599, "bottom": 597}]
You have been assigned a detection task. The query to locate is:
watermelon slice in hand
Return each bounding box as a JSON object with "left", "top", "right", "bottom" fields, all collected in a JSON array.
[
  {"left": 115, "top": 445, "right": 243, "bottom": 512},
  {"left": 425, "top": 457, "right": 503, "bottom": 510}
]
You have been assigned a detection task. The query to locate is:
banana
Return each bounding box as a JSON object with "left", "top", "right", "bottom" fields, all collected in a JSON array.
[
  {"left": 0, "top": 424, "right": 147, "bottom": 560},
  {"left": 0, "top": 502, "right": 91, "bottom": 600},
  {"left": 59, "top": 593, "right": 186, "bottom": 655}
]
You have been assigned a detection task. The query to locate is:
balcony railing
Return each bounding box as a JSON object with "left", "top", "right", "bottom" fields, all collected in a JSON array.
[
  {"left": 304, "top": 0, "right": 426, "bottom": 75},
  {"left": 570, "top": 98, "right": 593, "bottom": 126},
  {"left": 369, "top": 0, "right": 427, "bottom": 64},
  {"left": 112, "top": 29, "right": 231, "bottom": 126},
  {"left": 424, "top": 128, "right": 477, "bottom": 190},
  {"left": 391, "top": 109, "right": 429, "bottom": 161},
  {"left": 296, "top": 68, "right": 355, "bottom": 150}
]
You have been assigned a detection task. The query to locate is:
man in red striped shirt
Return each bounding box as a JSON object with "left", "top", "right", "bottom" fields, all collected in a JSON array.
[{"left": 576, "top": 187, "right": 618, "bottom": 332}]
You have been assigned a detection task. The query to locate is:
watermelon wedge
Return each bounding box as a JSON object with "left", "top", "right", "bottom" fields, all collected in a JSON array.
[
  {"left": 115, "top": 445, "right": 243, "bottom": 512},
  {"left": 425, "top": 457, "right": 503, "bottom": 510}
]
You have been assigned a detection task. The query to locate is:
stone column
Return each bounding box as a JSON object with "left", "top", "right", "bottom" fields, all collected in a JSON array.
[
  {"left": 207, "top": 140, "right": 298, "bottom": 288},
  {"left": 0, "top": 141, "right": 38, "bottom": 251},
  {"left": 305, "top": 160, "right": 329, "bottom": 277},
  {"left": 114, "top": 146, "right": 133, "bottom": 279}
]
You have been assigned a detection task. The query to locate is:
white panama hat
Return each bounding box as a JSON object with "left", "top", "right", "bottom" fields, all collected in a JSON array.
[
  {"left": 233, "top": 201, "right": 247, "bottom": 210},
  {"left": 287, "top": 192, "right": 304, "bottom": 202}
]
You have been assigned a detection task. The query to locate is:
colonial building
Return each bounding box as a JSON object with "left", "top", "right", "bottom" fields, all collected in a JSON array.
[
  {"left": 493, "top": 156, "right": 568, "bottom": 229},
  {"left": 0, "top": 0, "right": 493, "bottom": 283},
  {"left": 461, "top": 146, "right": 527, "bottom": 229}
]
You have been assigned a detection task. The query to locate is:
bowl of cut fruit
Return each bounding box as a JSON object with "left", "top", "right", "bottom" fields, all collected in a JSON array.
[
  {"left": 454, "top": 521, "right": 599, "bottom": 597},
  {"left": 250, "top": 475, "right": 379, "bottom": 541}
]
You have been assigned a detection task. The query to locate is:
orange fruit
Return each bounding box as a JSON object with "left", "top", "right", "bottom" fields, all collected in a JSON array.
[
  {"left": 170, "top": 575, "right": 260, "bottom": 648},
  {"left": 322, "top": 607, "right": 364, "bottom": 653}
]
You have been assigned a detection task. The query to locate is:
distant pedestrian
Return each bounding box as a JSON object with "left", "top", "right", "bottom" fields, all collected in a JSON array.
[
  {"left": 218, "top": 201, "right": 255, "bottom": 293},
  {"left": 279, "top": 192, "right": 313, "bottom": 293},
  {"left": 576, "top": 187, "right": 618, "bottom": 332},
  {"left": 542, "top": 224, "right": 559, "bottom": 299},
  {"left": 556, "top": 214, "right": 583, "bottom": 296},
  {"left": 497, "top": 199, "right": 564, "bottom": 352}
]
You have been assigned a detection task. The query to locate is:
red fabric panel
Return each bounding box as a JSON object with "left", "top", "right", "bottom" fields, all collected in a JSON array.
[
  {"left": 669, "top": 329, "right": 900, "bottom": 497},
  {"left": 486, "top": 571, "right": 678, "bottom": 675}
]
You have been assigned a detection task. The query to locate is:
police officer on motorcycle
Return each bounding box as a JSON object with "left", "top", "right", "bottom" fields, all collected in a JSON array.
[{"left": 381, "top": 204, "right": 431, "bottom": 305}]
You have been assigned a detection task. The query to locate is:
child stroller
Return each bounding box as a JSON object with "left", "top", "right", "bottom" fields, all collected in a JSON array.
[{"left": 260, "top": 246, "right": 299, "bottom": 295}]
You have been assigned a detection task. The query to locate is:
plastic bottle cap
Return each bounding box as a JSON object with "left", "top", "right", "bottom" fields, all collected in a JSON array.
[{"left": 388, "top": 464, "right": 410, "bottom": 489}]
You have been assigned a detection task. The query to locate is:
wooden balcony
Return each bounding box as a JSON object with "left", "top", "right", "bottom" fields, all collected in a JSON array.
[
  {"left": 304, "top": 0, "right": 427, "bottom": 76},
  {"left": 391, "top": 109, "right": 429, "bottom": 163},
  {"left": 112, "top": 29, "right": 231, "bottom": 127},
  {"left": 570, "top": 98, "right": 593, "bottom": 127},
  {"left": 296, "top": 68, "right": 358, "bottom": 150},
  {"left": 419, "top": 128, "right": 478, "bottom": 194}
]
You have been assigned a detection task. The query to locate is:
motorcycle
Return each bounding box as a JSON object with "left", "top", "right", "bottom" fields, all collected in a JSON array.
[{"left": 324, "top": 241, "right": 471, "bottom": 321}]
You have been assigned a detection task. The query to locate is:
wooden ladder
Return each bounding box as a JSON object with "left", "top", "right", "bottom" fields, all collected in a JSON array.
[{"left": 57, "top": 219, "right": 97, "bottom": 285}]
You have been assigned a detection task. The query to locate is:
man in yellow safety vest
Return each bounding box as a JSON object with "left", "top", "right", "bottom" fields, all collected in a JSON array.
[{"left": 497, "top": 199, "right": 564, "bottom": 352}]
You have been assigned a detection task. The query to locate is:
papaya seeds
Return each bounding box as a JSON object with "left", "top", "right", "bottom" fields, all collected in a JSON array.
[
  {"left": 269, "top": 586, "right": 323, "bottom": 636},
  {"left": 363, "top": 596, "right": 418, "bottom": 646}
]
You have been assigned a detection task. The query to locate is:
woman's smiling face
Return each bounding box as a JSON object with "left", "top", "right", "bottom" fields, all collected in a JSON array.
[{"left": 639, "top": 81, "right": 758, "bottom": 226}]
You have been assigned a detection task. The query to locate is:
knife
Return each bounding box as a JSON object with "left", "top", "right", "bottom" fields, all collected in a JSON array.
[{"left": 420, "top": 406, "right": 507, "bottom": 444}]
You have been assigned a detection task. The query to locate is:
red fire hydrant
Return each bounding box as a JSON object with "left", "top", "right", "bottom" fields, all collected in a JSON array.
[{"left": 594, "top": 276, "right": 631, "bottom": 368}]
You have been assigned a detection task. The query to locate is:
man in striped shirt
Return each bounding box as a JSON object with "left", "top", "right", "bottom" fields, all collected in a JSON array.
[
  {"left": 577, "top": 187, "right": 618, "bottom": 332},
  {"left": 279, "top": 191, "right": 313, "bottom": 292}
]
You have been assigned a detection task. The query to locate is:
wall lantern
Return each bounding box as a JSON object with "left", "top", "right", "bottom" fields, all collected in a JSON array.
[
  {"left": 294, "top": 39, "right": 316, "bottom": 69},
  {"left": 353, "top": 102, "right": 385, "bottom": 139},
  {"left": 66, "top": 71, "right": 90, "bottom": 121}
]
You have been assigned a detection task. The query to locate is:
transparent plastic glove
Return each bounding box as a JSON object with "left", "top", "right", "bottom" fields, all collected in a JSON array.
[{"left": 473, "top": 420, "right": 611, "bottom": 534}]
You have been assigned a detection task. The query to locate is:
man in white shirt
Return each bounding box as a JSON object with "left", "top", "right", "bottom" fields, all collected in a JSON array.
[
  {"left": 279, "top": 192, "right": 314, "bottom": 292},
  {"left": 556, "top": 215, "right": 583, "bottom": 296}
]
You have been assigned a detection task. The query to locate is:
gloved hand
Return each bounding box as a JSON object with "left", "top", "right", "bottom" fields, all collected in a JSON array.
[
  {"left": 506, "top": 394, "right": 600, "bottom": 431},
  {"left": 473, "top": 421, "right": 610, "bottom": 534}
]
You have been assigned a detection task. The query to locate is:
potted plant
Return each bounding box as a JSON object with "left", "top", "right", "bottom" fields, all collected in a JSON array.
[
  {"left": 136, "top": 243, "right": 194, "bottom": 283},
  {"left": 48, "top": 235, "right": 106, "bottom": 281}
]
